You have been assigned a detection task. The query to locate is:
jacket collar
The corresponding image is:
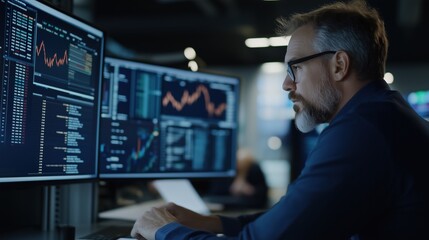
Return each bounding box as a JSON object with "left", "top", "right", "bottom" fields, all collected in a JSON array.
[{"left": 331, "top": 80, "right": 391, "bottom": 124}]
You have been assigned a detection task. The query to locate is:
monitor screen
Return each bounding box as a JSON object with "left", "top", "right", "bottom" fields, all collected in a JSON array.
[
  {"left": 0, "top": 0, "right": 104, "bottom": 183},
  {"left": 99, "top": 57, "right": 240, "bottom": 179},
  {"left": 407, "top": 90, "right": 429, "bottom": 120}
]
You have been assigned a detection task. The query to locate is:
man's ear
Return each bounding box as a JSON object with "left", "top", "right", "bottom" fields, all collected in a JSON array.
[{"left": 331, "top": 51, "right": 349, "bottom": 82}]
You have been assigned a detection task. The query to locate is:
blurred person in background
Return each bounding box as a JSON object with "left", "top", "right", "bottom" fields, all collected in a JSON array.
[{"left": 204, "top": 148, "right": 268, "bottom": 210}]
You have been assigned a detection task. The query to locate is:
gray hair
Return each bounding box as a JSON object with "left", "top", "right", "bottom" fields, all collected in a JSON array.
[{"left": 277, "top": 0, "right": 388, "bottom": 81}]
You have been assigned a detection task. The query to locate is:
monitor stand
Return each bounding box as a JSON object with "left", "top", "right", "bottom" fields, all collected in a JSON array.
[{"left": 152, "top": 179, "right": 210, "bottom": 215}]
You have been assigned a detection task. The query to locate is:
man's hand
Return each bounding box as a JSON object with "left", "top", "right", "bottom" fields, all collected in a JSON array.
[
  {"left": 131, "top": 206, "right": 177, "bottom": 240},
  {"left": 166, "top": 202, "right": 223, "bottom": 233},
  {"left": 131, "top": 202, "right": 223, "bottom": 240}
]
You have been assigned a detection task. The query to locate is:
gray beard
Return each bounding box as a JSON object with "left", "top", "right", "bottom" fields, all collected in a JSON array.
[
  {"left": 294, "top": 81, "right": 341, "bottom": 133},
  {"left": 295, "top": 109, "right": 317, "bottom": 133}
]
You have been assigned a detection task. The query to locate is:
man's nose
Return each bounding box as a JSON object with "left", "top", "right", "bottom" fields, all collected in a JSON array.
[{"left": 282, "top": 75, "right": 295, "bottom": 92}]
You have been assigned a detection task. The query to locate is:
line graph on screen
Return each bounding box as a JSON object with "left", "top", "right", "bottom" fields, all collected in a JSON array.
[{"left": 161, "top": 82, "right": 227, "bottom": 120}]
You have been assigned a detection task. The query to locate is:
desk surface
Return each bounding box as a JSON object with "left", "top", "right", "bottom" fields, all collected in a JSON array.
[
  {"left": 0, "top": 201, "right": 265, "bottom": 240},
  {"left": 98, "top": 198, "right": 265, "bottom": 221}
]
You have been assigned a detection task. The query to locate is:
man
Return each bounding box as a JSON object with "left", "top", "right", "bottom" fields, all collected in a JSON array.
[{"left": 131, "top": 0, "right": 429, "bottom": 239}]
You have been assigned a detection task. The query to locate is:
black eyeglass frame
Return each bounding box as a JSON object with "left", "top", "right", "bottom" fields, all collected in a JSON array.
[{"left": 287, "top": 51, "right": 336, "bottom": 82}]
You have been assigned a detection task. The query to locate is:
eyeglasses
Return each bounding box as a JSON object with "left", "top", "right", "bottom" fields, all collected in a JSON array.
[{"left": 287, "top": 51, "right": 336, "bottom": 82}]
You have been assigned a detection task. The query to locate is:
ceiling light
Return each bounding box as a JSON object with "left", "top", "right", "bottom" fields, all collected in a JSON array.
[
  {"left": 245, "top": 36, "right": 291, "bottom": 48},
  {"left": 384, "top": 72, "right": 394, "bottom": 84},
  {"left": 269, "top": 36, "right": 290, "bottom": 46},
  {"left": 188, "top": 61, "right": 198, "bottom": 72},
  {"left": 184, "top": 47, "right": 196, "bottom": 60},
  {"left": 245, "top": 38, "right": 269, "bottom": 48}
]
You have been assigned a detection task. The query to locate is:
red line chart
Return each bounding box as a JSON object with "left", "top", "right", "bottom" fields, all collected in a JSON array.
[
  {"left": 35, "top": 40, "right": 68, "bottom": 68},
  {"left": 162, "top": 84, "right": 227, "bottom": 117}
]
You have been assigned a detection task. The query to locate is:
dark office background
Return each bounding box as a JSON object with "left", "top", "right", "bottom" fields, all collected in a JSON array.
[{"left": 66, "top": 0, "right": 428, "bottom": 66}]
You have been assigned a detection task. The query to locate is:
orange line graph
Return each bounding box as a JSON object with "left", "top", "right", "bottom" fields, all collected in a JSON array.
[
  {"left": 35, "top": 41, "right": 68, "bottom": 68},
  {"left": 162, "top": 84, "right": 227, "bottom": 117}
]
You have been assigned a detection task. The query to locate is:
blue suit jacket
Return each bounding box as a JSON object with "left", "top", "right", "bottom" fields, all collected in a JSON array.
[{"left": 156, "top": 80, "right": 429, "bottom": 239}]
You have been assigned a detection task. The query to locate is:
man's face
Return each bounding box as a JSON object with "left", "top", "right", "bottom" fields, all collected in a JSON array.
[{"left": 282, "top": 25, "right": 341, "bottom": 133}]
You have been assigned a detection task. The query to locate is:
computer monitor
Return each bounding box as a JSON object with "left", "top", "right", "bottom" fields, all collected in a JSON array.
[
  {"left": 407, "top": 90, "right": 429, "bottom": 120},
  {"left": 99, "top": 57, "right": 240, "bottom": 179},
  {"left": 0, "top": 0, "right": 104, "bottom": 183}
]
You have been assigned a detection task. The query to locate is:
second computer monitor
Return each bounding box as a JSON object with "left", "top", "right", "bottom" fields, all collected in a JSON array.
[{"left": 99, "top": 57, "right": 240, "bottom": 179}]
